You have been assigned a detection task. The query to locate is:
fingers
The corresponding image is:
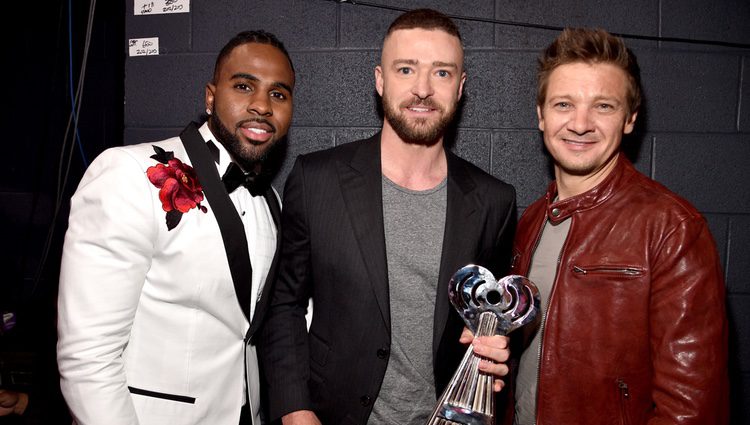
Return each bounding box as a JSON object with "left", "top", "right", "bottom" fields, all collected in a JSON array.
[
  {"left": 459, "top": 327, "right": 474, "bottom": 344},
  {"left": 472, "top": 335, "right": 510, "bottom": 363},
  {"left": 472, "top": 335, "right": 510, "bottom": 392},
  {"left": 459, "top": 331, "right": 511, "bottom": 392}
]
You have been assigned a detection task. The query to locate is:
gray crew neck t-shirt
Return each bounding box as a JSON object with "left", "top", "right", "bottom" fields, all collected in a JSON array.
[
  {"left": 515, "top": 217, "right": 571, "bottom": 425},
  {"left": 368, "top": 175, "right": 447, "bottom": 425}
]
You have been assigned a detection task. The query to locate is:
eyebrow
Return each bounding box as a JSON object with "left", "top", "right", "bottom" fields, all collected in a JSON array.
[
  {"left": 231, "top": 72, "right": 294, "bottom": 94},
  {"left": 547, "top": 94, "right": 623, "bottom": 106},
  {"left": 392, "top": 59, "right": 459, "bottom": 69}
]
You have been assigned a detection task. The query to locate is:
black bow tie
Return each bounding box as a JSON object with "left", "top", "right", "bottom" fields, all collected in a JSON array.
[{"left": 221, "top": 162, "right": 268, "bottom": 196}]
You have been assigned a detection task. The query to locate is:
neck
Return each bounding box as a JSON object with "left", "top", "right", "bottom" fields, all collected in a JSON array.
[
  {"left": 380, "top": 123, "right": 447, "bottom": 191},
  {"left": 555, "top": 153, "right": 620, "bottom": 200}
]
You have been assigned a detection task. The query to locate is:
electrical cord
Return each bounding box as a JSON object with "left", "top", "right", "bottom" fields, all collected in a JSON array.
[
  {"left": 32, "top": 0, "right": 96, "bottom": 295},
  {"left": 68, "top": 0, "right": 90, "bottom": 170}
]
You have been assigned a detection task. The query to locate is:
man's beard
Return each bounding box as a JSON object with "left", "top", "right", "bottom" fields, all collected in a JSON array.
[
  {"left": 382, "top": 93, "right": 456, "bottom": 146},
  {"left": 208, "top": 110, "right": 280, "bottom": 170}
]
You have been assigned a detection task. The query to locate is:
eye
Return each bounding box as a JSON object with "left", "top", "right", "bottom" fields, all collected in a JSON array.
[
  {"left": 270, "top": 90, "right": 288, "bottom": 101},
  {"left": 234, "top": 83, "right": 253, "bottom": 92},
  {"left": 397, "top": 67, "right": 412, "bottom": 75},
  {"left": 596, "top": 103, "right": 614, "bottom": 111},
  {"left": 436, "top": 70, "right": 450, "bottom": 78},
  {"left": 553, "top": 101, "right": 571, "bottom": 110}
]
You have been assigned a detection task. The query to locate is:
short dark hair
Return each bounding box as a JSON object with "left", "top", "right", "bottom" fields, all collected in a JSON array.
[
  {"left": 537, "top": 27, "right": 642, "bottom": 116},
  {"left": 212, "top": 30, "right": 295, "bottom": 84},
  {"left": 385, "top": 8, "right": 462, "bottom": 43}
]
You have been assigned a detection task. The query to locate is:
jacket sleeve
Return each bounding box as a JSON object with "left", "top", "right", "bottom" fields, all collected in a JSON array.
[
  {"left": 490, "top": 185, "right": 517, "bottom": 278},
  {"left": 647, "top": 216, "right": 729, "bottom": 425},
  {"left": 57, "top": 148, "right": 157, "bottom": 425},
  {"left": 259, "top": 156, "right": 315, "bottom": 421}
]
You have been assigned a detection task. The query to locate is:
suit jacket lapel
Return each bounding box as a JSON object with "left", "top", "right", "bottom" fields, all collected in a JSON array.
[
  {"left": 433, "top": 152, "right": 479, "bottom": 354},
  {"left": 180, "top": 122, "right": 254, "bottom": 322},
  {"left": 337, "top": 134, "right": 391, "bottom": 329}
]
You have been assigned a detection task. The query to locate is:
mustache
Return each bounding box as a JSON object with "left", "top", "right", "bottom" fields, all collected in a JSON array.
[{"left": 400, "top": 97, "right": 442, "bottom": 110}]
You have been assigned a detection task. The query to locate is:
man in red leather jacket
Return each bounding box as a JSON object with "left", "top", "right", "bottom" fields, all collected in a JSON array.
[{"left": 504, "top": 28, "right": 729, "bottom": 425}]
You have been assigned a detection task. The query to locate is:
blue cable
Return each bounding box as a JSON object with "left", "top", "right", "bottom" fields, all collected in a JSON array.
[{"left": 68, "top": 0, "right": 89, "bottom": 168}]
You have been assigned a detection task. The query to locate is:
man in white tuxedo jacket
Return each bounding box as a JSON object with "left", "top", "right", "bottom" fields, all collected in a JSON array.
[{"left": 57, "top": 30, "right": 295, "bottom": 425}]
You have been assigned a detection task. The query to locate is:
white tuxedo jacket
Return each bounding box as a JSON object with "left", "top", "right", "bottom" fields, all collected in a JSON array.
[{"left": 58, "top": 123, "right": 281, "bottom": 425}]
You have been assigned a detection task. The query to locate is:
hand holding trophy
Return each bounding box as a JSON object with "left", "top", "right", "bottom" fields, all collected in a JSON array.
[{"left": 426, "top": 265, "right": 540, "bottom": 425}]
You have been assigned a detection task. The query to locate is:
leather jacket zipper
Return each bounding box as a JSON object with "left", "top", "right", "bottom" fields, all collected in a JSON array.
[
  {"left": 572, "top": 265, "right": 642, "bottom": 276},
  {"left": 617, "top": 379, "right": 631, "bottom": 425},
  {"left": 525, "top": 215, "right": 547, "bottom": 425},
  {"left": 534, "top": 215, "right": 568, "bottom": 425}
]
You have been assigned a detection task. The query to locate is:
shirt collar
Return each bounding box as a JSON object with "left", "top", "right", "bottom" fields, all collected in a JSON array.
[{"left": 198, "top": 121, "right": 233, "bottom": 177}]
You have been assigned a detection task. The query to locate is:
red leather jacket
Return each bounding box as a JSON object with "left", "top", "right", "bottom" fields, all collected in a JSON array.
[{"left": 505, "top": 156, "right": 729, "bottom": 425}]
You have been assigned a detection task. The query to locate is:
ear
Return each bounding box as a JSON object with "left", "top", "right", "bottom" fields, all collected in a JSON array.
[
  {"left": 457, "top": 71, "right": 467, "bottom": 100},
  {"left": 375, "top": 65, "right": 384, "bottom": 97},
  {"left": 623, "top": 111, "right": 638, "bottom": 134},
  {"left": 536, "top": 105, "right": 544, "bottom": 132},
  {"left": 205, "top": 83, "right": 216, "bottom": 113}
]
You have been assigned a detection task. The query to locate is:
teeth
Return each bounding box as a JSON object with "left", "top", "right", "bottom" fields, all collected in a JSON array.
[
  {"left": 410, "top": 107, "right": 430, "bottom": 112},
  {"left": 248, "top": 128, "right": 269, "bottom": 134}
]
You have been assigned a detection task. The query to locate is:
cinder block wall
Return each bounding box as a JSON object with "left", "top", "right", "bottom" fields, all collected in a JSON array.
[{"left": 124, "top": 1, "right": 750, "bottom": 422}]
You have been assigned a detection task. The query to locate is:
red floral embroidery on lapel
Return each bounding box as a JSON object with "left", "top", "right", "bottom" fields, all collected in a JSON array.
[{"left": 146, "top": 145, "right": 207, "bottom": 230}]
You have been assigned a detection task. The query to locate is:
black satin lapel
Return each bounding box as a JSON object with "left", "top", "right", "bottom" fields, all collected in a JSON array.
[
  {"left": 180, "top": 122, "right": 254, "bottom": 322},
  {"left": 247, "top": 188, "right": 281, "bottom": 338},
  {"left": 262, "top": 188, "right": 281, "bottom": 228},
  {"left": 433, "top": 153, "right": 479, "bottom": 354},
  {"left": 338, "top": 136, "right": 391, "bottom": 330}
]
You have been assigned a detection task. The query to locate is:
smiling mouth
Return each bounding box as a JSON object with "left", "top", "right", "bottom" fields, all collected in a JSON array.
[
  {"left": 563, "top": 138, "right": 596, "bottom": 145},
  {"left": 239, "top": 119, "right": 275, "bottom": 143},
  {"left": 241, "top": 127, "right": 274, "bottom": 143},
  {"left": 400, "top": 97, "right": 441, "bottom": 114},
  {"left": 406, "top": 106, "right": 434, "bottom": 113}
]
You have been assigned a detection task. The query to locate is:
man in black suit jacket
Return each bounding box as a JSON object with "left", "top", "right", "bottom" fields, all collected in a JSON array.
[{"left": 261, "top": 9, "right": 517, "bottom": 425}]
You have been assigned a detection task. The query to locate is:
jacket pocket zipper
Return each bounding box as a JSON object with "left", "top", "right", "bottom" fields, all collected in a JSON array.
[{"left": 572, "top": 265, "right": 643, "bottom": 276}]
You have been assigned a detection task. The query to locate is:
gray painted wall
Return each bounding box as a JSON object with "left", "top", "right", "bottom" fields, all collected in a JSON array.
[{"left": 124, "top": 1, "right": 750, "bottom": 422}]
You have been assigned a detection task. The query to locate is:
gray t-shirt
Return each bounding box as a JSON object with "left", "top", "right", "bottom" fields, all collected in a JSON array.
[
  {"left": 515, "top": 217, "right": 571, "bottom": 425},
  {"left": 368, "top": 175, "right": 447, "bottom": 425}
]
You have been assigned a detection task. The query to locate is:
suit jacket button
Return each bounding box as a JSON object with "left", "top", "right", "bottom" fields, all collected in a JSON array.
[
  {"left": 360, "top": 395, "right": 372, "bottom": 406},
  {"left": 377, "top": 348, "right": 389, "bottom": 359}
]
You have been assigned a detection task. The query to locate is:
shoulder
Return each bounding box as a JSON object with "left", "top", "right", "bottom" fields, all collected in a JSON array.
[
  {"left": 518, "top": 193, "right": 546, "bottom": 226},
  {"left": 89, "top": 135, "right": 187, "bottom": 171},
  {"left": 619, "top": 168, "right": 703, "bottom": 222},
  {"left": 290, "top": 137, "right": 376, "bottom": 181},
  {"left": 448, "top": 151, "right": 516, "bottom": 199},
  {"left": 298, "top": 137, "right": 371, "bottom": 165},
  {"left": 73, "top": 135, "right": 188, "bottom": 201}
]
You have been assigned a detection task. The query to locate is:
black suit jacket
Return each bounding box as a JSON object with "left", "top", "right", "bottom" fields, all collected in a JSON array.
[{"left": 260, "top": 134, "right": 516, "bottom": 424}]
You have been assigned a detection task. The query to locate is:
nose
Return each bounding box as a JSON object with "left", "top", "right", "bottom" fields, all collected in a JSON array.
[
  {"left": 567, "top": 106, "right": 593, "bottom": 135},
  {"left": 411, "top": 71, "right": 434, "bottom": 100},
  {"left": 247, "top": 92, "right": 272, "bottom": 116}
]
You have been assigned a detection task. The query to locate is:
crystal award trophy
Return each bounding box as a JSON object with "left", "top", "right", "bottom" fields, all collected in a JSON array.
[{"left": 426, "top": 265, "right": 540, "bottom": 425}]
